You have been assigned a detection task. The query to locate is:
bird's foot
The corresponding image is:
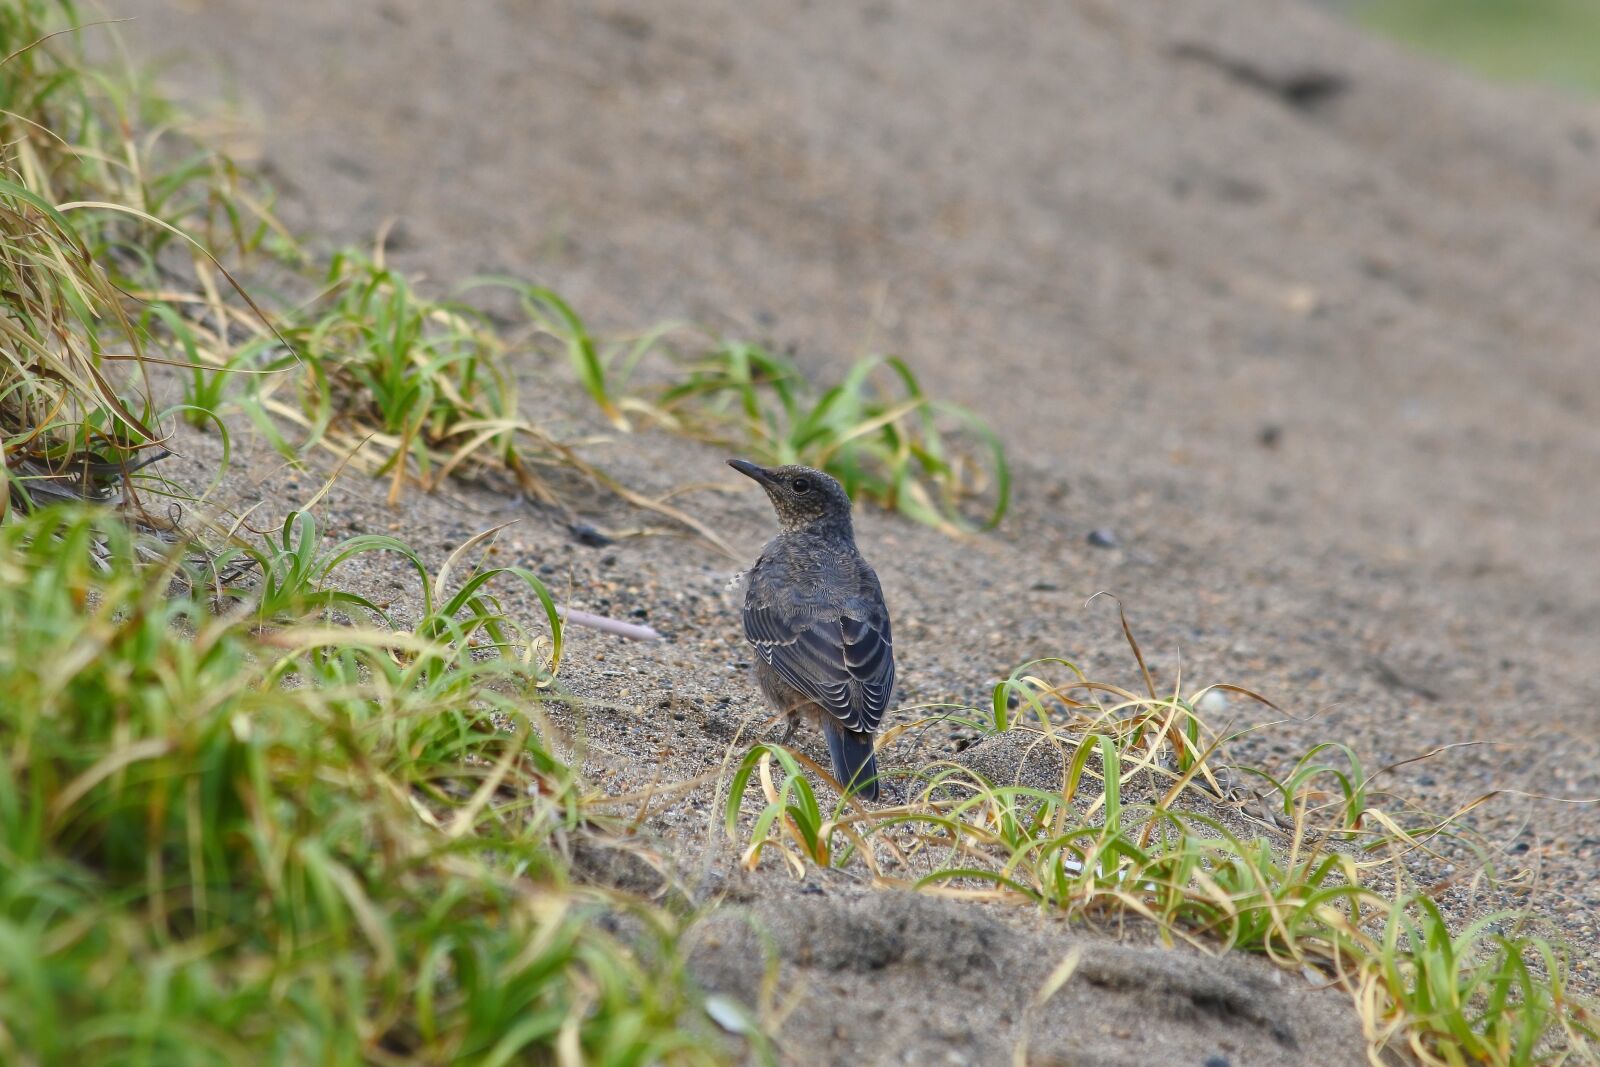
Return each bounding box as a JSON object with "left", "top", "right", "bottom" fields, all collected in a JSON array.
[{"left": 777, "top": 718, "right": 799, "bottom": 746}]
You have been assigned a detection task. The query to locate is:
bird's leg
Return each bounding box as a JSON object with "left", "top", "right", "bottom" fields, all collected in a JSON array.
[{"left": 762, "top": 713, "right": 799, "bottom": 744}]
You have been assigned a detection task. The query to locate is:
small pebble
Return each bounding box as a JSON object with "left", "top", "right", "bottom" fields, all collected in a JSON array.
[
  {"left": 1205, "top": 1056, "right": 1233, "bottom": 1067},
  {"left": 1087, "top": 528, "right": 1119, "bottom": 548}
]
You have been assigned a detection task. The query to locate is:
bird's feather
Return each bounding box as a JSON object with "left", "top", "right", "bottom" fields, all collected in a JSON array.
[
  {"left": 743, "top": 581, "right": 894, "bottom": 734},
  {"left": 823, "top": 718, "right": 880, "bottom": 801}
]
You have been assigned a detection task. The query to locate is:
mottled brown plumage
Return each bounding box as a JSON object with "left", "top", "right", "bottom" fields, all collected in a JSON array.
[{"left": 730, "top": 459, "right": 894, "bottom": 801}]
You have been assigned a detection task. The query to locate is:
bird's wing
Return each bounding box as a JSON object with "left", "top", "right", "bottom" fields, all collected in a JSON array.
[{"left": 744, "top": 589, "right": 894, "bottom": 733}]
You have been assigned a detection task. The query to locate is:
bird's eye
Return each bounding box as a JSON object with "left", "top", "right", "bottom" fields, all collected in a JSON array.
[{"left": 791, "top": 477, "right": 813, "bottom": 494}]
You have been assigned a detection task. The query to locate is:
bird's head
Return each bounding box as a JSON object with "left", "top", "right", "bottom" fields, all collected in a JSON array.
[{"left": 729, "top": 460, "right": 854, "bottom": 537}]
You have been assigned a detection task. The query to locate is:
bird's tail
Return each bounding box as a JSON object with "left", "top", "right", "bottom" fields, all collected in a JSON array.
[{"left": 822, "top": 719, "right": 880, "bottom": 801}]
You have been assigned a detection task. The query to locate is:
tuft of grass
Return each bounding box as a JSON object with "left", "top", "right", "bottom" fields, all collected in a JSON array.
[
  {"left": 0, "top": 504, "right": 727, "bottom": 1066},
  {"left": 0, "top": 2, "right": 561, "bottom": 516},
  {"left": 656, "top": 343, "right": 1009, "bottom": 531},
  {"left": 0, "top": 164, "right": 164, "bottom": 513},
  {"left": 515, "top": 290, "right": 1010, "bottom": 532},
  {"left": 1, "top": 0, "right": 282, "bottom": 517},
  {"left": 226, "top": 248, "right": 566, "bottom": 505},
  {"left": 1365, "top": 897, "right": 1591, "bottom": 1065},
  {"left": 724, "top": 620, "right": 1600, "bottom": 1066},
  {"left": 724, "top": 743, "right": 837, "bottom": 874}
]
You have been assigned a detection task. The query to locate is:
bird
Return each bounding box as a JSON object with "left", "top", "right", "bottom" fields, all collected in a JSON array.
[{"left": 729, "top": 459, "right": 895, "bottom": 801}]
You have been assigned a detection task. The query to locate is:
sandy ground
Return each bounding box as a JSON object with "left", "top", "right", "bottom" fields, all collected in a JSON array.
[{"left": 110, "top": 0, "right": 1599, "bottom": 1063}]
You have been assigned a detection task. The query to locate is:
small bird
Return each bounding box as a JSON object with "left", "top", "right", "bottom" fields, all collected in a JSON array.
[{"left": 730, "top": 459, "right": 895, "bottom": 801}]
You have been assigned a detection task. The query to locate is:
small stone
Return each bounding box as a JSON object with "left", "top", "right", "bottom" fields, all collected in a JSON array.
[
  {"left": 1087, "top": 528, "right": 1119, "bottom": 548},
  {"left": 1205, "top": 1057, "right": 1233, "bottom": 1067}
]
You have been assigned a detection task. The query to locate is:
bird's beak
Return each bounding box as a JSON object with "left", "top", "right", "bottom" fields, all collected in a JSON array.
[{"left": 728, "top": 458, "right": 773, "bottom": 485}]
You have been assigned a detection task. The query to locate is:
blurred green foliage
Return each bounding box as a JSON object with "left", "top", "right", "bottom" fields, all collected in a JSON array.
[{"left": 1358, "top": 0, "right": 1600, "bottom": 93}]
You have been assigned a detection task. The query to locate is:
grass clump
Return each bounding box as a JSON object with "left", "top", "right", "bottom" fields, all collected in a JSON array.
[
  {"left": 0, "top": 0, "right": 281, "bottom": 516},
  {"left": 218, "top": 248, "right": 569, "bottom": 505},
  {"left": 724, "top": 625, "right": 1599, "bottom": 1066},
  {"left": 0, "top": 504, "right": 725, "bottom": 1066},
  {"left": 655, "top": 343, "right": 1008, "bottom": 532},
  {"left": 517, "top": 289, "right": 1010, "bottom": 532},
  {"left": 1, "top": 1, "right": 556, "bottom": 515},
  {"left": 0, "top": 168, "right": 163, "bottom": 515}
]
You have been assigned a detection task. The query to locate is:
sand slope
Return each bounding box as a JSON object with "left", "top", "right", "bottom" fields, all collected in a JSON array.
[{"left": 115, "top": 0, "right": 1600, "bottom": 1061}]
